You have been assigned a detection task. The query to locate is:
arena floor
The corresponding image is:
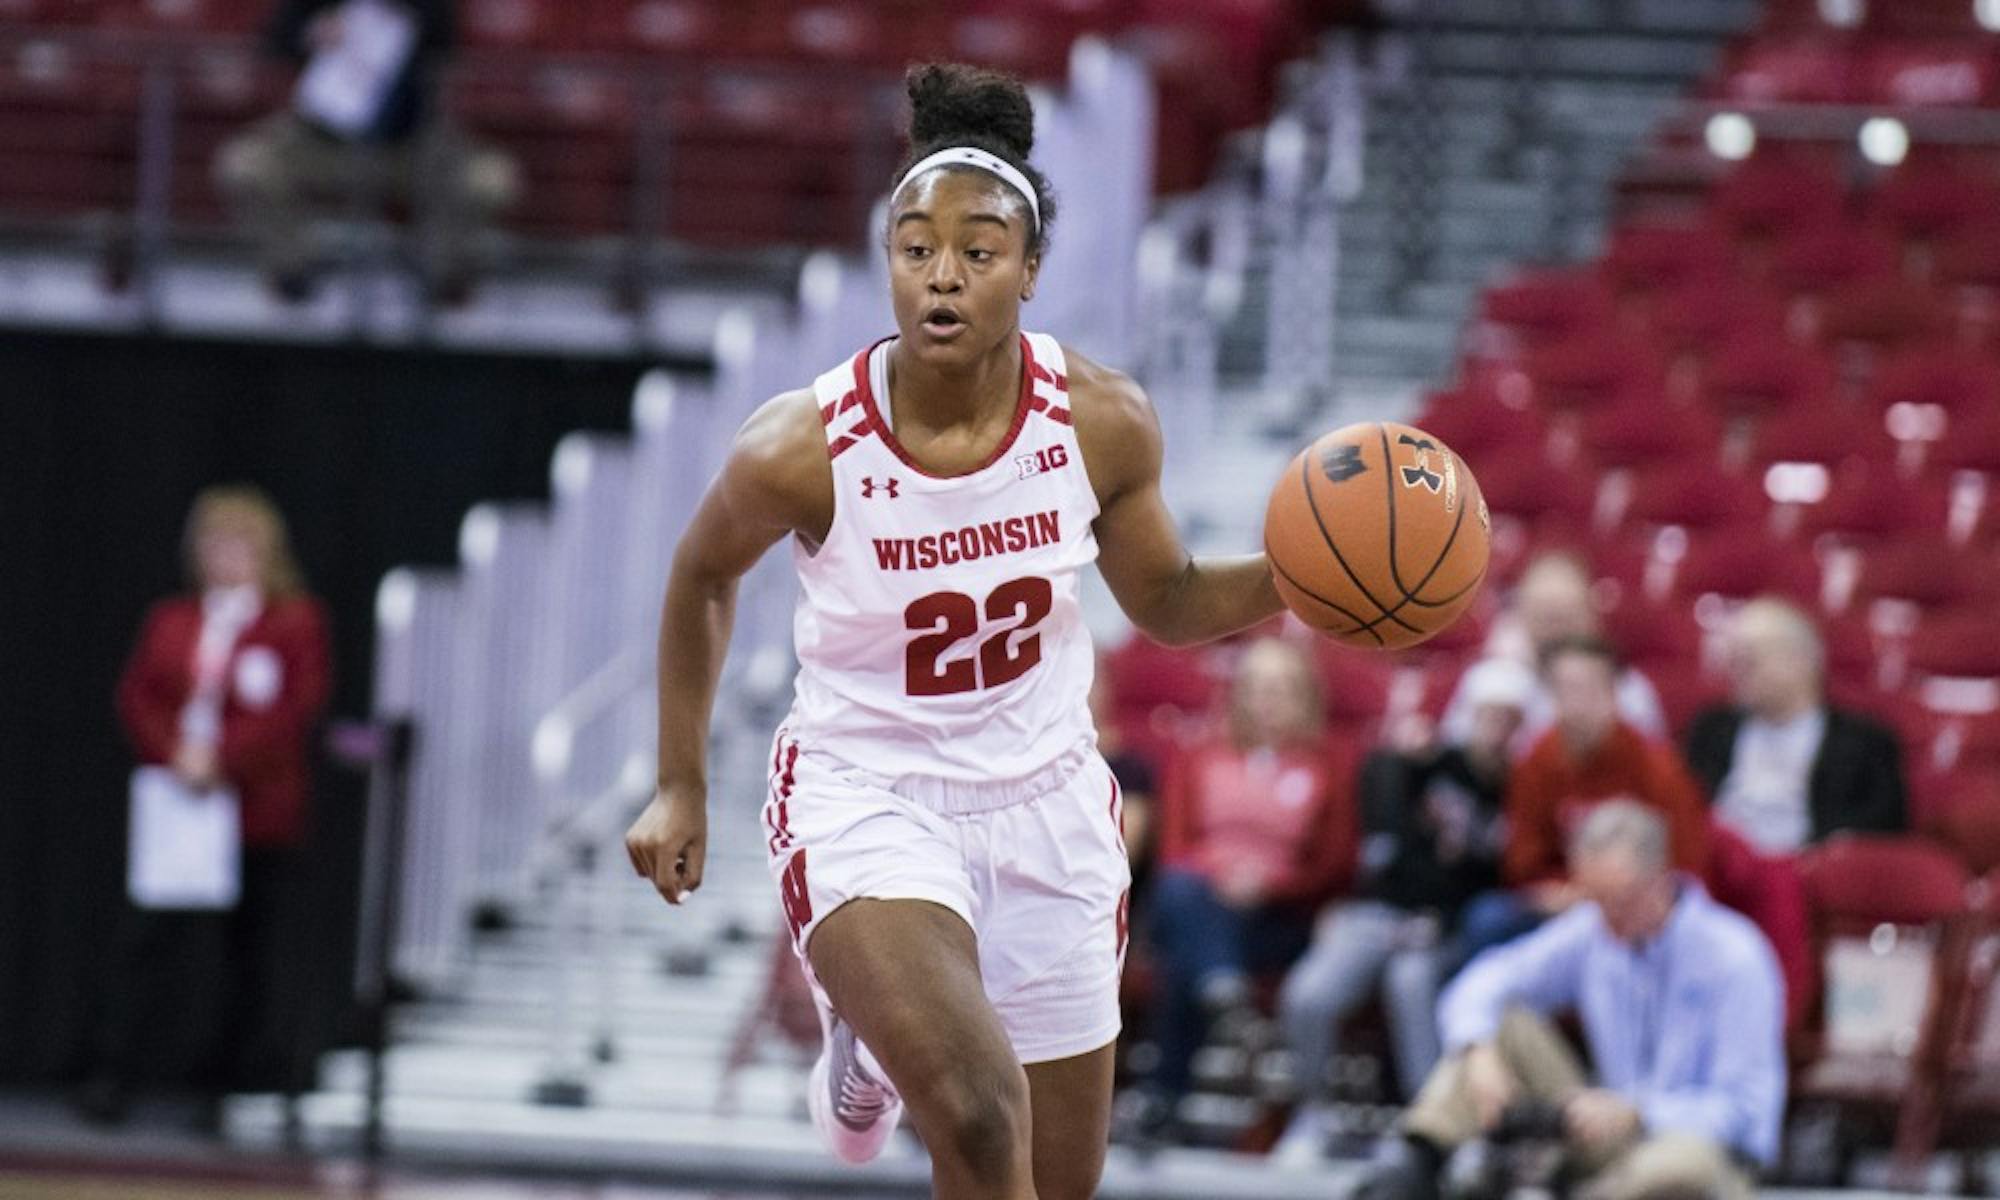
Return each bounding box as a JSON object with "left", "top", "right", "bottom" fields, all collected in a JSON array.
[{"left": 0, "top": 1170, "right": 802, "bottom": 1199}]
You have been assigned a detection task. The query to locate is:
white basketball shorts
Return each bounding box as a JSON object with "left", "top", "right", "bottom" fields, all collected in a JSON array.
[{"left": 762, "top": 728, "right": 1132, "bottom": 1065}]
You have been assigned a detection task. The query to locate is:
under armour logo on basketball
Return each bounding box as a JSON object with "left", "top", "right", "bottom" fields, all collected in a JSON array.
[
  {"left": 1397, "top": 434, "right": 1444, "bottom": 493},
  {"left": 861, "top": 476, "right": 900, "bottom": 499},
  {"left": 1320, "top": 443, "right": 1367, "bottom": 483}
]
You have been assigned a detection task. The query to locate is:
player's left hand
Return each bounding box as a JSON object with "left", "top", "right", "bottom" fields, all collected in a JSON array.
[{"left": 625, "top": 784, "right": 708, "bottom": 906}]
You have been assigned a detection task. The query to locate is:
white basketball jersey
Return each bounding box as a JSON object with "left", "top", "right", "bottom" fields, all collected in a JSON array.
[{"left": 785, "top": 332, "right": 1101, "bottom": 781}]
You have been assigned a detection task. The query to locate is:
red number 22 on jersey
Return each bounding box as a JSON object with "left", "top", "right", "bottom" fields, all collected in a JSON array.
[{"left": 904, "top": 576, "right": 1054, "bottom": 697}]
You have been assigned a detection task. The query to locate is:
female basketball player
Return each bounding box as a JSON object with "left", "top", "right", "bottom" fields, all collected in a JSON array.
[{"left": 625, "top": 64, "right": 1284, "bottom": 1200}]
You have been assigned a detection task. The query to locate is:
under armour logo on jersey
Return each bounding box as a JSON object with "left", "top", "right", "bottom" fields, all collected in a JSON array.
[
  {"left": 1397, "top": 434, "right": 1444, "bottom": 493},
  {"left": 861, "top": 476, "right": 900, "bottom": 499},
  {"left": 1320, "top": 443, "right": 1367, "bottom": 483}
]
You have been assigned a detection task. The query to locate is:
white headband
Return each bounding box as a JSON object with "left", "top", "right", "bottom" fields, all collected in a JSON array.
[{"left": 894, "top": 146, "right": 1040, "bottom": 232}]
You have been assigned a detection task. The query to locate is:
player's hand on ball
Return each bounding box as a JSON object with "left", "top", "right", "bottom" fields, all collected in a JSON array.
[{"left": 625, "top": 784, "right": 708, "bottom": 905}]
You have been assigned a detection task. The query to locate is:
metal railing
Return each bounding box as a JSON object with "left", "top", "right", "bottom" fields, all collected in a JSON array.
[{"left": 0, "top": 23, "right": 901, "bottom": 326}]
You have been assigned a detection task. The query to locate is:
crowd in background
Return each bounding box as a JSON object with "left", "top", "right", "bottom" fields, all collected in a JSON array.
[{"left": 1100, "top": 546, "right": 1914, "bottom": 1185}]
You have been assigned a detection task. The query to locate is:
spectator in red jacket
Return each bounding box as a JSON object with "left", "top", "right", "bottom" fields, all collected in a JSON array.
[
  {"left": 1122, "top": 637, "right": 1356, "bottom": 1141},
  {"left": 81, "top": 485, "right": 331, "bottom": 1127},
  {"left": 1451, "top": 636, "right": 1709, "bottom": 973}
]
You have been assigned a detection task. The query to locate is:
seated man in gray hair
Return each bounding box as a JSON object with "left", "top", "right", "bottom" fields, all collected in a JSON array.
[{"left": 1365, "top": 800, "right": 1785, "bottom": 1200}]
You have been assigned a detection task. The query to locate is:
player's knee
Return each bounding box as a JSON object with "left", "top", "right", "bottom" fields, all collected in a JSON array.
[
  {"left": 1384, "top": 950, "right": 1435, "bottom": 1004},
  {"left": 907, "top": 1059, "right": 1030, "bottom": 1176},
  {"left": 1278, "top": 971, "right": 1336, "bottom": 1025}
]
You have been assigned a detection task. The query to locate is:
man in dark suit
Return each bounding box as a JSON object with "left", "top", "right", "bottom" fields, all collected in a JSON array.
[{"left": 1685, "top": 597, "right": 1907, "bottom": 852}]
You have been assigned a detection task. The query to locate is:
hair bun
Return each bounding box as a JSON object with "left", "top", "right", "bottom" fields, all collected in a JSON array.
[{"left": 906, "top": 63, "right": 1035, "bottom": 160}]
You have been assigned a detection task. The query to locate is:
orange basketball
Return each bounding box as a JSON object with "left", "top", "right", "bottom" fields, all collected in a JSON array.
[{"left": 1264, "top": 421, "right": 1490, "bottom": 650}]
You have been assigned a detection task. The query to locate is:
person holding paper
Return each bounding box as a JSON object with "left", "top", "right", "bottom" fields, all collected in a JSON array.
[
  {"left": 80, "top": 486, "right": 331, "bottom": 1128},
  {"left": 213, "top": 0, "right": 518, "bottom": 302}
]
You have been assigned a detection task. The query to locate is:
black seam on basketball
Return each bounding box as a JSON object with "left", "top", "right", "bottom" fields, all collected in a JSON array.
[
  {"left": 1337, "top": 436, "right": 1476, "bottom": 640},
  {"left": 1378, "top": 425, "right": 1472, "bottom": 609},
  {"left": 1266, "top": 544, "right": 1385, "bottom": 646},
  {"left": 1397, "top": 446, "right": 1472, "bottom": 605},
  {"left": 1298, "top": 450, "right": 1420, "bottom": 635},
  {"left": 1354, "top": 558, "right": 1486, "bottom": 633},
  {"left": 1379, "top": 424, "right": 1409, "bottom": 600}
]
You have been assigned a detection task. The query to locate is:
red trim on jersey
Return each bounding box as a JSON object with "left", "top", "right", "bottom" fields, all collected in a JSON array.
[
  {"left": 821, "top": 392, "right": 862, "bottom": 426},
  {"left": 828, "top": 434, "right": 860, "bottom": 460},
  {"left": 851, "top": 333, "right": 1038, "bottom": 480},
  {"left": 1047, "top": 407, "right": 1072, "bottom": 426},
  {"left": 765, "top": 734, "right": 801, "bottom": 855}
]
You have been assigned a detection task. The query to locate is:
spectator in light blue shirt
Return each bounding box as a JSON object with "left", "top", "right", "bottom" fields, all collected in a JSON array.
[{"left": 1364, "top": 799, "right": 1784, "bottom": 1200}]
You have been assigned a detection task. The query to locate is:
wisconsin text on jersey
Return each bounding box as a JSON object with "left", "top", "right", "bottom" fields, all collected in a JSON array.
[{"left": 872, "top": 510, "right": 1062, "bottom": 571}]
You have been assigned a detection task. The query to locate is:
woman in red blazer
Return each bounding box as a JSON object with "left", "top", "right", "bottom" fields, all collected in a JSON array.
[{"left": 82, "top": 485, "right": 330, "bottom": 1127}]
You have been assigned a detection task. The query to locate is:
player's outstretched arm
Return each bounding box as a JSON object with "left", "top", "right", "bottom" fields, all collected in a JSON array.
[
  {"left": 626, "top": 389, "right": 832, "bottom": 905},
  {"left": 1071, "top": 349, "right": 1283, "bottom": 647}
]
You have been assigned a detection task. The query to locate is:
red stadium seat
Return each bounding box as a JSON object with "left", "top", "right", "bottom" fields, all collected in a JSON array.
[
  {"left": 1475, "top": 453, "right": 1600, "bottom": 528},
  {"left": 1601, "top": 592, "right": 1705, "bottom": 672},
  {"left": 1935, "top": 222, "right": 2000, "bottom": 293},
  {"left": 1909, "top": 610, "right": 2000, "bottom": 680},
  {"left": 1754, "top": 0, "right": 1836, "bottom": 32},
  {"left": 1480, "top": 269, "right": 1615, "bottom": 343},
  {"left": 1929, "top": 406, "right": 2000, "bottom": 473},
  {"left": 1412, "top": 390, "right": 1549, "bottom": 458},
  {"left": 1671, "top": 525, "right": 1823, "bottom": 605},
  {"left": 1600, "top": 220, "right": 1736, "bottom": 296},
  {"left": 1619, "top": 461, "right": 1768, "bottom": 531},
  {"left": 575, "top": 1, "right": 725, "bottom": 55},
  {"left": 1800, "top": 833, "right": 1972, "bottom": 924},
  {"left": 1814, "top": 279, "right": 1956, "bottom": 351},
  {"left": 1647, "top": 280, "right": 1789, "bottom": 362},
  {"left": 1579, "top": 529, "right": 1657, "bottom": 596},
  {"left": 1801, "top": 465, "right": 1953, "bottom": 540},
  {"left": 1852, "top": 536, "right": 1999, "bottom": 610},
  {"left": 459, "top": 0, "right": 578, "bottom": 51},
  {"left": 1858, "top": 38, "right": 2000, "bottom": 108},
  {"left": 1647, "top": 662, "right": 1725, "bottom": 737},
  {"left": 1930, "top": 770, "right": 2000, "bottom": 874},
  {"left": 1103, "top": 635, "right": 1221, "bottom": 769},
  {"left": 1518, "top": 332, "right": 1665, "bottom": 411},
  {"left": 1105, "top": 635, "right": 1221, "bottom": 716},
  {"left": 1820, "top": 610, "right": 1883, "bottom": 690},
  {"left": 1709, "top": 149, "right": 1849, "bottom": 239},
  {"left": 0, "top": 42, "right": 142, "bottom": 220},
  {"left": 1869, "top": 343, "right": 2000, "bottom": 420},
  {"left": 784, "top": 4, "right": 907, "bottom": 70},
  {"left": 1793, "top": 837, "right": 1969, "bottom": 1140},
  {"left": 1700, "top": 331, "right": 1839, "bottom": 415},
  {"left": 1771, "top": 221, "right": 1903, "bottom": 298},
  {"left": 1867, "top": 155, "right": 2000, "bottom": 246},
  {"left": 1579, "top": 396, "right": 1724, "bottom": 469},
  {"left": 1751, "top": 398, "right": 1897, "bottom": 469},
  {"left": 1312, "top": 639, "right": 1395, "bottom": 734},
  {"left": 0, "top": 0, "right": 106, "bottom": 23},
  {"left": 1712, "top": 32, "right": 1856, "bottom": 105},
  {"left": 98, "top": 0, "right": 266, "bottom": 33},
  {"left": 1862, "top": 0, "right": 1990, "bottom": 35}
]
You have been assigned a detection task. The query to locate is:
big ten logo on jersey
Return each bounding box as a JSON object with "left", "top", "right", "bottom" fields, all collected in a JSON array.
[{"left": 1015, "top": 443, "right": 1069, "bottom": 480}]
